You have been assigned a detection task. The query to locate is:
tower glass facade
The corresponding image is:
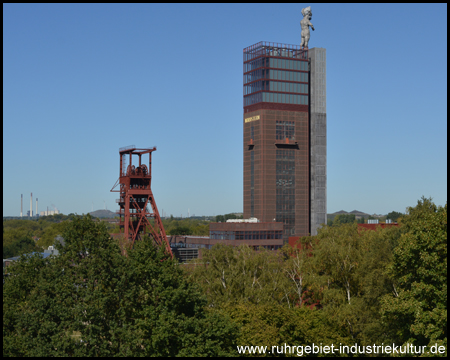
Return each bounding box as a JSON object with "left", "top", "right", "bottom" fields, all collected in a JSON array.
[{"left": 243, "top": 42, "right": 309, "bottom": 109}]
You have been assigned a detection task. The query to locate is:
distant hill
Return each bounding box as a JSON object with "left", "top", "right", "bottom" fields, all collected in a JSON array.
[
  {"left": 89, "top": 210, "right": 116, "bottom": 218},
  {"left": 349, "top": 210, "right": 371, "bottom": 217},
  {"left": 327, "top": 210, "right": 372, "bottom": 221}
]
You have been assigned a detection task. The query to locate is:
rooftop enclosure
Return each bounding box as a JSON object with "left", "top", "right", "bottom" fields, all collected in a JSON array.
[
  {"left": 111, "top": 145, "right": 172, "bottom": 256},
  {"left": 243, "top": 42, "right": 309, "bottom": 110}
]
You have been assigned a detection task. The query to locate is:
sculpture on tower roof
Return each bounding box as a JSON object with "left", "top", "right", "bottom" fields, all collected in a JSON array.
[{"left": 300, "top": 6, "right": 315, "bottom": 49}]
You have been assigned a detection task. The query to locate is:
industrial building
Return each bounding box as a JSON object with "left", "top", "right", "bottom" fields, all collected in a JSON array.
[
  {"left": 243, "top": 42, "right": 326, "bottom": 241},
  {"left": 19, "top": 193, "right": 59, "bottom": 217},
  {"left": 209, "top": 219, "right": 284, "bottom": 250},
  {"left": 169, "top": 219, "right": 283, "bottom": 251},
  {"left": 166, "top": 219, "right": 284, "bottom": 263}
]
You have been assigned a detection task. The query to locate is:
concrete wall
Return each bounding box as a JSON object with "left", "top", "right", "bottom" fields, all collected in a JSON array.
[{"left": 309, "top": 48, "right": 327, "bottom": 235}]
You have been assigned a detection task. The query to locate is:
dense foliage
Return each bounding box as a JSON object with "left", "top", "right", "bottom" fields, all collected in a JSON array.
[
  {"left": 3, "top": 198, "right": 447, "bottom": 356},
  {"left": 327, "top": 213, "right": 365, "bottom": 226},
  {"left": 386, "top": 210, "right": 403, "bottom": 222},
  {"left": 163, "top": 217, "right": 210, "bottom": 236},
  {"left": 381, "top": 197, "right": 447, "bottom": 354},
  {"left": 3, "top": 215, "right": 238, "bottom": 356},
  {"left": 3, "top": 214, "right": 78, "bottom": 258},
  {"left": 187, "top": 223, "right": 404, "bottom": 349}
]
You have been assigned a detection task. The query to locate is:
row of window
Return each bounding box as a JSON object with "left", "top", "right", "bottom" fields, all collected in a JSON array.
[
  {"left": 210, "top": 230, "right": 283, "bottom": 240},
  {"left": 172, "top": 243, "right": 282, "bottom": 251},
  {"left": 270, "top": 70, "right": 308, "bottom": 82},
  {"left": 244, "top": 80, "right": 266, "bottom": 95},
  {"left": 244, "top": 69, "right": 268, "bottom": 84},
  {"left": 270, "top": 58, "right": 308, "bottom": 71},
  {"left": 244, "top": 57, "right": 270, "bottom": 72},
  {"left": 244, "top": 68, "right": 308, "bottom": 85},
  {"left": 244, "top": 57, "right": 308, "bottom": 73},
  {"left": 244, "top": 81, "right": 308, "bottom": 96},
  {"left": 272, "top": 81, "right": 308, "bottom": 94},
  {"left": 244, "top": 92, "right": 308, "bottom": 107}
]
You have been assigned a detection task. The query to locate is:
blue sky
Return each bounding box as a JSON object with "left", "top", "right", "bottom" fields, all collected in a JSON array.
[{"left": 3, "top": 3, "right": 447, "bottom": 217}]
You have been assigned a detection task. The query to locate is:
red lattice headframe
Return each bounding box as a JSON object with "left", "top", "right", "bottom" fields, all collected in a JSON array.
[{"left": 111, "top": 146, "right": 172, "bottom": 257}]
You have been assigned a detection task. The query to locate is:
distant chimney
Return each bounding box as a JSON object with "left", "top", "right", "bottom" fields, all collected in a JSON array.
[
  {"left": 30, "top": 193, "right": 33, "bottom": 217},
  {"left": 36, "top": 198, "right": 38, "bottom": 217},
  {"left": 21, "top": 194, "right": 23, "bottom": 217}
]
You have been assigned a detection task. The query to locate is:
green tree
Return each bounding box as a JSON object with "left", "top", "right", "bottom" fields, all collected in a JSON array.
[
  {"left": 3, "top": 215, "right": 238, "bottom": 356},
  {"left": 332, "top": 214, "right": 356, "bottom": 226},
  {"left": 380, "top": 197, "right": 447, "bottom": 355},
  {"left": 215, "top": 215, "right": 225, "bottom": 222},
  {"left": 3, "top": 220, "right": 42, "bottom": 258},
  {"left": 36, "top": 221, "right": 68, "bottom": 248},
  {"left": 3, "top": 235, "right": 39, "bottom": 258},
  {"left": 162, "top": 218, "right": 210, "bottom": 236},
  {"left": 167, "top": 225, "right": 191, "bottom": 235},
  {"left": 307, "top": 223, "right": 401, "bottom": 344},
  {"left": 386, "top": 210, "right": 403, "bottom": 222},
  {"left": 188, "top": 244, "right": 290, "bottom": 307},
  {"left": 281, "top": 240, "right": 316, "bottom": 308},
  {"left": 224, "top": 303, "right": 351, "bottom": 357}
]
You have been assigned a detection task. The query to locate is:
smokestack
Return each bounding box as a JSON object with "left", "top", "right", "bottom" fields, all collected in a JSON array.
[
  {"left": 30, "top": 193, "right": 33, "bottom": 217},
  {"left": 21, "top": 194, "right": 23, "bottom": 217},
  {"left": 36, "top": 198, "right": 38, "bottom": 217}
]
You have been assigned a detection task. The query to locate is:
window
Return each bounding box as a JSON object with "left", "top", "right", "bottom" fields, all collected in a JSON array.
[{"left": 276, "top": 121, "right": 295, "bottom": 140}]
